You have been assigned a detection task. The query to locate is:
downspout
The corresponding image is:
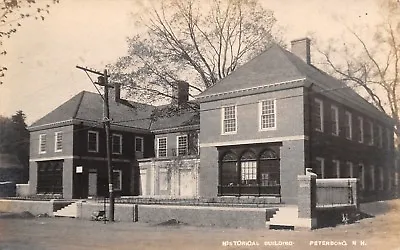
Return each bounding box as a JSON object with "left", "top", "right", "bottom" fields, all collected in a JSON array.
[{"left": 307, "top": 82, "right": 315, "bottom": 175}]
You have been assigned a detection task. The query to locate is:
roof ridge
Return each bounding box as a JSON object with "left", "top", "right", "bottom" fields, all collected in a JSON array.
[{"left": 279, "top": 46, "right": 307, "bottom": 79}]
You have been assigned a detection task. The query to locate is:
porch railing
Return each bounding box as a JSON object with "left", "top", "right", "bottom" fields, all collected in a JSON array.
[{"left": 315, "top": 178, "right": 358, "bottom": 208}]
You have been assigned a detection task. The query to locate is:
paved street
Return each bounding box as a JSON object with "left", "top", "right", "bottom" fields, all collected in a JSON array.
[{"left": 0, "top": 202, "right": 399, "bottom": 250}]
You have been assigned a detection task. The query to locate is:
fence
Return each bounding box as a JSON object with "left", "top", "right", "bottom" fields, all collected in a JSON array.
[{"left": 315, "top": 178, "right": 359, "bottom": 209}]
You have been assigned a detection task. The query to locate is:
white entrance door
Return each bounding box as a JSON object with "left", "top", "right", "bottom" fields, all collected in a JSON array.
[
  {"left": 88, "top": 169, "right": 97, "bottom": 197},
  {"left": 179, "top": 169, "right": 193, "bottom": 197}
]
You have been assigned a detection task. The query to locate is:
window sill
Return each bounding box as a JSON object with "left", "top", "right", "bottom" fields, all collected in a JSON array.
[
  {"left": 221, "top": 132, "right": 237, "bottom": 135},
  {"left": 259, "top": 127, "right": 277, "bottom": 132}
]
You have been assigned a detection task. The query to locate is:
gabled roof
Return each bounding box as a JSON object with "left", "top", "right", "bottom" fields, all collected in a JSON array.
[
  {"left": 30, "top": 91, "right": 155, "bottom": 130},
  {"left": 196, "top": 44, "right": 392, "bottom": 123},
  {"left": 198, "top": 44, "right": 305, "bottom": 98}
]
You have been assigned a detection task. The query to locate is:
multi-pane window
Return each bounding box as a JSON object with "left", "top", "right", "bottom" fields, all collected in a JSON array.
[
  {"left": 386, "top": 128, "right": 392, "bottom": 150},
  {"left": 88, "top": 131, "right": 99, "bottom": 152},
  {"left": 370, "top": 165, "right": 375, "bottom": 190},
  {"left": 112, "top": 134, "right": 122, "bottom": 154},
  {"left": 379, "top": 168, "right": 384, "bottom": 190},
  {"left": 357, "top": 117, "right": 364, "bottom": 143},
  {"left": 368, "top": 121, "right": 374, "bottom": 145},
  {"left": 332, "top": 160, "right": 340, "bottom": 178},
  {"left": 331, "top": 106, "right": 339, "bottom": 136},
  {"left": 39, "top": 134, "right": 47, "bottom": 154},
  {"left": 241, "top": 161, "right": 257, "bottom": 184},
  {"left": 315, "top": 157, "right": 325, "bottom": 179},
  {"left": 37, "top": 161, "right": 63, "bottom": 194},
  {"left": 378, "top": 125, "right": 383, "bottom": 148},
  {"left": 54, "top": 132, "right": 63, "bottom": 152},
  {"left": 177, "top": 135, "right": 188, "bottom": 156},
  {"left": 157, "top": 137, "right": 167, "bottom": 157},
  {"left": 260, "top": 99, "right": 276, "bottom": 130},
  {"left": 112, "top": 170, "right": 122, "bottom": 191},
  {"left": 314, "top": 99, "right": 324, "bottom": 132},
  {"left": 344, "top": 162, "right": 353, "bottom": 178},
  {"left": 135, "top": 137, "right": 144, "bottom": 152},
  {"left": 344, "top": 111, "right": 352, "bottom": 140},
  {"left": 359, "top": 164, "right": 365, "bottom": 190},
  {"left": 222, "top": 106, "right": 237, "bottom": 134}
]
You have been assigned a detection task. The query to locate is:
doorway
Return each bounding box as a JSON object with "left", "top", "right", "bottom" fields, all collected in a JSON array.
[{"left": 88, "top": 169, "right": 97, "bottom": 197}]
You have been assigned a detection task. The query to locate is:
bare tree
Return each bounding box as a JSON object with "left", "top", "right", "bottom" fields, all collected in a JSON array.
[
  {"left": 0, "top": 0, "right": 59, "bottom": 84},
  {"left": 317, "top": 0, "right": 400, "bottom": 136},
  {"left": 109, "top": 0, "right": 281, "bottom": 105}
]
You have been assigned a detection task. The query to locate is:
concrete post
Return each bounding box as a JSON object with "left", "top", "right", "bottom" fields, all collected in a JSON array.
[
  {"left": 49, "top": 199, "right": 55, "bottom": 217},
  {"left": 297, "top": 175, "right": 317, "bottom": 229}
]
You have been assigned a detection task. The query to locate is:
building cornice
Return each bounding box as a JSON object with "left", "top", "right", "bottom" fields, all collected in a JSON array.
[
  {"left": 151, "top": 124, "right": 200, "bottom": 134},
  {"left": 29, "top": 118, "right": 152, "bottom": 134},
  {"left": 196, "top": 78, "right": 307, "bottom": 103},
  {"left": 200, "top": 135, "right": 308, "bottom": 148},
  {"left": 30, "top": 155, "right": 132, "bottom": 163}
]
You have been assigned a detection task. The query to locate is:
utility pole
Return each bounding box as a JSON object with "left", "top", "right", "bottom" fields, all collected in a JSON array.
[{"left": 76, "top": 66, "right": 115, "bottom": 222}]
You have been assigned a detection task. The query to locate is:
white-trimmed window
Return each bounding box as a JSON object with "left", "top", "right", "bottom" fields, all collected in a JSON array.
[
  {"left": 157, "top": 137, "right": 167, "bottom": 158},
  {"left": 112, "top": 134, "right": 123, "bottom": 154},
  {"left": 88, "top": 131, "right": 99, "bottom": 153},
  {"left": 357, "top": 117, "right": 364, "bottom": 143},
  {"left": 112, "top": 169, "right": 122, "bottom": 191},
  {"left": 378, "top": 125, "right": 383, "bottom": 148},
  {"left": 379, "top": 167, "right": 384, "bottom": 190},
  {"left": 370, "top": 165, "right": 375, "bottom": 190},
  {"left": 330, "top": 105, "right": 339, "bottom": 136},
  {"left": 344, "top": 111, "right": 352, "bottom": 140},
  {"left": 346, "top": 162, "right": 354, "bottom": 178},
  {"left": 54, "top": 132, "right": 63, "bottom": 152},
  {"left": 368, "top": 121, "right": 374, "bottom": 145},
  {"left": 177, "top": 135, "right": 188, "bottom": 156},
  {"left": 386, "top": 128, "right": 392, "bottom": 150},
  {"left": 259, "top": 99, "right": 276, "bottom": 130},
  {"left": 315, "top": 157, "right": 325, "bottom": 179},
  {"left": 135, "top": 136, "right": 144, "bottom": 153},
  {"left": 241, "top": 161, "right": 257, "bottom": 183},
  {"left": 39, "top": 134, "right": 47, "bottom": 154},
  {"left": 332, "top": 159, "right": 340, "bottom": 178},
  {"left": 222, "top": 105, "right": 237, "bottom": 134},
  {"left": 314, "top": 99, "right": 324, "bottom": 132},
  {"left": 359, "top": 164, "right": 365, "bottom": 190}
]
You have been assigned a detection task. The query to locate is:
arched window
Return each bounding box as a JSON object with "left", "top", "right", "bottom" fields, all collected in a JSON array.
[
  {"left": 260, "top": 149, "right": 278, "bottom": 160},
  {"left": 259, "top": 149, "right": 280, "bottom": 186},
  {"left": 240, "top": 151, "right": 257, "bottom": 185},
  {"left": 220, "top": 151, "right": 238, "bottom": 186}
]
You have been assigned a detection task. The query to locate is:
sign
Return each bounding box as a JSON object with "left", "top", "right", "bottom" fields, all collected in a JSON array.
[{"left": 76, "top": 166, "right": 83, "bottom": 174}]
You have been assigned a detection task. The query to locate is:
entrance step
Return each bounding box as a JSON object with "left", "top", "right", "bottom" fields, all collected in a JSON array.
[{"left": 53, "top": 202, "right": 78, "bottom": 218}]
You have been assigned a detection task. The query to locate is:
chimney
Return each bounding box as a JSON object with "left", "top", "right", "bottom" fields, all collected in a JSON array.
[
  {"left": 291, "top": 38, "right": 311, "bottom": 64},
  {"left": 172, "top": 81, "right": 189, "bottom": 106},
  {"left": 108, "top": 82, "right": 121, "bottom": 103}
]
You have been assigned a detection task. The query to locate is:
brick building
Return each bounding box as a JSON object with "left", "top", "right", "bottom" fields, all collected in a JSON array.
[
  {"left": 197, "top": 38, "right": 396, "bottom": 204},
  {"left": 28, "top": 38, "right": 397, "bottom": 203}
]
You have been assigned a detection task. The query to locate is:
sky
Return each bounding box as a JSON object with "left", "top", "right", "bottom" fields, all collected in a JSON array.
[{"left": 0, "top": 0, "right": 382, "bottom": 125}]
